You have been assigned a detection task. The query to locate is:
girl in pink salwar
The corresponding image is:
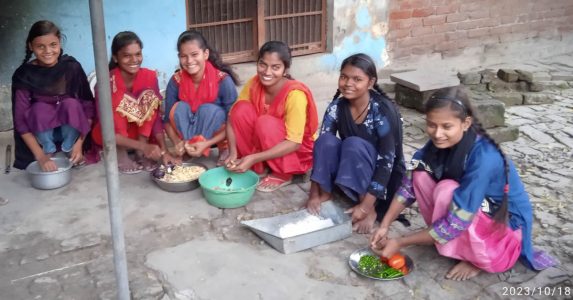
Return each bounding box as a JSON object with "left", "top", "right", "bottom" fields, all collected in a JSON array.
[{"left": 370, "top": 86, "right": 558, "bottom": 281}]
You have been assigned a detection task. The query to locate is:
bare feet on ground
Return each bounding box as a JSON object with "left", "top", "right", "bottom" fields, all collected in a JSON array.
[
  {"left": 352, "top": 210, "right": 377, "bottom": 234},
  {"left": 445, "top": 261, "right": 481, "bottom": 281}
]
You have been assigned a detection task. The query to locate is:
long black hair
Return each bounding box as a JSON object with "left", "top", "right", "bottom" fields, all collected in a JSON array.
[
  {"left": 331, "top": 53, "right": 390, "bottom": 102},
  {"left": 108, "top": 31, "right": 142, "bottom": 70},
  {"left": 176, "top": 30, "right": 239, "bottom": 85},
  {"left": 425, "top": 86, "right": 510, "bottom": 224},
  {"left": 257, "top": 41, "right": 293, "bottom": 79},
  {"left": 22, "top": 20, "right": 64, "bottom": 65}
]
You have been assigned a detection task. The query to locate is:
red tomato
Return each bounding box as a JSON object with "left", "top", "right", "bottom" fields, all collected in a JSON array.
[
  {"left": 379, "top": 256, "right": 388, "bottom": 264},
  {"left": 388, "top": 253, "right": 406, "bottom": 269},
  {"left": 399, "top": 265, "right": 409, "bottom": 275}
]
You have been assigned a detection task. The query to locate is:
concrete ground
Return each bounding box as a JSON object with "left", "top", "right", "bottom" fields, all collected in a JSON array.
[{"left": 1, "top": 55, "right": 573, "bottom": 300}]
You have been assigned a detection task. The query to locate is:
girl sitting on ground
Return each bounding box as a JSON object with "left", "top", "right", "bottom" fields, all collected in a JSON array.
[
  {"left": 224, "top": 41, "right": 319, "bottom": 192},
  {"left": 163, "top": 30, "right": 239, "bottom": 163},
  {"left": 12, "top": 20, "right": 95, "bottom": 171},
  {"left": 370, "top": 86, "right": 558, "bottom": 280},
  {"left": 304, "top": 53, "right": 406, "bottom": 233},
  {"left": 92, "top": 31, "right": 172, "bottom": 174}
]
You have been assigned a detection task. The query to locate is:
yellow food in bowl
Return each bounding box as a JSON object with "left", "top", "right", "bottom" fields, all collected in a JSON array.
[{"left": 160, "top": 165, "right": 206, "bottom": 183}]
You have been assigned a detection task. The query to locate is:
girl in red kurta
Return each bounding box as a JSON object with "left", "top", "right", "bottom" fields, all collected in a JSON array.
[
  {"left": 225, "top": 41, "right": 318, "bottom": 192},
  {"left": 92, "top": 31, "right": 170, "bottom": 173}
]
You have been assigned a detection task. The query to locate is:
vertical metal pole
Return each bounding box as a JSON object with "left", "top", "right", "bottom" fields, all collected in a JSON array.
[{"left": 88, "top": 1, "right": 130, "bottom": 299}]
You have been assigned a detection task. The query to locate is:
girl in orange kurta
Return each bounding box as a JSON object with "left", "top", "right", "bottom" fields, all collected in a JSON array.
[{"left": 225, "top": 41, "right": 318, "bottom": 192}]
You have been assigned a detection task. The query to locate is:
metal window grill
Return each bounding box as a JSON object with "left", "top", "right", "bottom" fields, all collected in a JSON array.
[{"left": 187, "top": 0, "right": 326, "bottom": 63}]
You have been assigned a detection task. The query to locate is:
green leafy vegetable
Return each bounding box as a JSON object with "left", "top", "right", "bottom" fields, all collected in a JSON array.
[{"left": 357, "top": 255, "right": 404, "bottom": 279}]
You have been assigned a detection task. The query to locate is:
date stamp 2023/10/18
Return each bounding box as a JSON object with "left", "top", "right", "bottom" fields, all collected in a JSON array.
[{"left": 502, "top": 285, "right": 571, "bottom": 297}]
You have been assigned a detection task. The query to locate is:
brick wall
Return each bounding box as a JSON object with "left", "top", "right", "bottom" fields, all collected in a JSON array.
[{"left": 387, "top": 0, "right": 573, "bottom": 59}]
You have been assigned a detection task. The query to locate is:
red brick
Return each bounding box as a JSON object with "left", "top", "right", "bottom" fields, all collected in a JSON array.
[
  {"left": 467, "top": 28, "right": 490, "bottom": 38},
  {"left": 400, "top": 0, "right": 431, "bottom": 10},
  {"left": 423, "top": 15, "right": 446, "bottom": 26},
  {"left": 433, "top": 23, "right": 457, "bottom": 33},
  {"left": 501, "top": 16, "right": 518, "bottom": 25},
  {"left": 391, "top": 49, "right": 413, "bottom": 59},
  {"left": 388, "top": 28, "right": 412, "bottom": 39},
  {"left": 434, "top": 40, "right": 459, "bottom": 51},
  {"left": 390, "top": 10, "right": 413, "bottom": 20},
  {"left": 411, "top": 47, "right": 432, "bottom": 55},
  {"left": 411, "top": 26, "right": 434, "bottom": 37},
  {"left": 542, "top": 9, "right": 566, "bottom": 19},
  {"left": 446, "top": 13, "right": 467, "bottom": 23},
  {"left": 397, "top": 37, "right": 423, "bottom": 48},
  {"left": 442, "top": 48, "right": 465, "bottom": 58},
  {"left": 456, "top": 20, "right": 483, "bottom": 30},
  {"left": 490, "top": 26, "right": 512, "bottom": 36},
  {"left": 445, "top": 31, "right": 468, "bottom": 41},
  {"left": 468, "top": 10, "right": 490, "bottom": 20},
  {"left": 421, "top": 33, "right": 447, "bottom": 44},
  {"left": 509, "top": 23, "right": 529, "bottom": 34},
  {"left": 460, "top": 3, "right": 482, "bottom": 13},
  {"left": 436, "top": 4, "right": 460, "bottom": 15},
  {"left": 413, "top": 8, "right": 435, "bottom": 18},
  {"left": 389, "top": 19, "right": 422, "bottom": 30}
]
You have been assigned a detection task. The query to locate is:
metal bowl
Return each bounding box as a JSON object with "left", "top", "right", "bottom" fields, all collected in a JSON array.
[
  {"left": 151, "top": 162, "right": 207, "bottom": 193},
  {"left": 348, "top": 247, "right": 414, "bottom": 280},
  {"left": 26, "top": 157, "right": 73, "bottom": 190}
]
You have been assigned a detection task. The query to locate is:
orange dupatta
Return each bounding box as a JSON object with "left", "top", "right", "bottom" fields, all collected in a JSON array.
[{"left": 247, "top": 75, "right": 319, "bottom": 144}]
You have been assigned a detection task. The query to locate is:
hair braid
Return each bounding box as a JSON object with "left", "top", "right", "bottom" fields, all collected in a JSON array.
[
  {"left": 22, "top": 48, "right": 33, "bottom": 65},
  {"left": 331, "top": 89, "right": 341, "bottom": 101},
  {"left": 471, "top": 118, "right": 510, "bottom": 224}
]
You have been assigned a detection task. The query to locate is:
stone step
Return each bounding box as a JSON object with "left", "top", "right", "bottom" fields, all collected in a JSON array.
[
  {"left": 487, "top": 125, "right": 520, "bottom": 143},
  {"left": 390, "top": 70, "right": 459, "bottom": 92}
]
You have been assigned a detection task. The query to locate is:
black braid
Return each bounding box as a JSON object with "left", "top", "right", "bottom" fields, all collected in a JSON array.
[
  {"left": 471, "top": 119, "right": 510, "bottom": 224},
  {"left": 427, "top": 86, "right": 510, "bottom": 225},
  {"left": 331, "top": 89, "right": 341, "bottom": 101},
  {"left": 207, "top": 47, "right": 240, "bottom": 85},
  {"left": 22, "top": 48, "right": 33, "bottom": 65},
  {"left": 372, "top": 83, "right": 390, "bottom": 100}
]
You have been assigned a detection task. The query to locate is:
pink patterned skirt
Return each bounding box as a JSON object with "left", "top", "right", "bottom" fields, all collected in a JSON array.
[{"left": 413, "top": 171, "right": 522, "bottom": 273}]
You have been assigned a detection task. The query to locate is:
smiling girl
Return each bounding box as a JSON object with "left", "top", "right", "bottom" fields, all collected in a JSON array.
[
  {"left": 370, "top": 86, "right": 558, "bottom": 280},
  {"left": 303, "top": 53, "right": 406, "bottom": 233},
  {"left": 163, "top": 30, "right": 239, "bottom": 163},
  {"left": 224, "top": 41, "right": 319, "bottom": 192},
  {"left": 91, "top": 31, "right": 171, "bottom": 174},
  {"left": 12, "top": 20, "right": 95, "bottom": 171}
]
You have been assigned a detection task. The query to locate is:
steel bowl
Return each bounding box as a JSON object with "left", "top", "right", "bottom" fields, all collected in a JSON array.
[
  {"left": 151, "top": 162, "right": 207, "bottom": 193},
  {"left": 348, "top": 247, "right": 414, "bottom": 280},
  {"left": 26, "top": 157, "right": 73, "bottom": 190}
]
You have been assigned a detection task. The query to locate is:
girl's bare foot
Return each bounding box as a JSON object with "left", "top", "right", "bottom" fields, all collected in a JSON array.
[
  {"left": 445, "top": 261, "right": 481, "bottom": 281},
  {"left": 352, "top": 210, "right": 377, "bottom": 234}
]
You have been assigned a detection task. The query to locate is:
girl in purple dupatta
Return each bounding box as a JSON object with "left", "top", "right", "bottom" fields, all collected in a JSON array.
[{"left": 11, "top": 20, "right": 95, "bottom": 171}]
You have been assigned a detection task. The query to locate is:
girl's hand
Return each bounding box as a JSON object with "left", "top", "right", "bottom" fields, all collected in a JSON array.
[
  {"left": 185, "top": 140, "right": 209, "bottom": 157},
  {"left": 223, "top": 151, "right": 238, "bottom": 168},
  {"left": 38, "top": 155, "right": 58, "bottom": 172},
  {"left": 346, "top": 205, "right": 369, "bottom": 223},
  {"left": 69, "top": 140, "right": 84, "bottom": 165},
  {"left": 370, "top": 226, "right": 389, "bottom": 250},
  {"left": 174, "top": 140, "right": 185, "bottom": 157},
  {"left": 226, "top": 155, "right": 256, "bottom": 173},
  {"left": 371, "top": 238, "right": 401, "bottom": 259},
  {"left": 143, "top": 144, "right": 162, "bottom": 160},
  {"left": 162, "top": 152, "right": 181, "bottom": 165}
]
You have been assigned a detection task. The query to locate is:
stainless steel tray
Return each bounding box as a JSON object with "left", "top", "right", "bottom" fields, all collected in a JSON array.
[
  {"left": 241, "top": 201, "right": 351, "bottom": 254},
  {"left": 348, "top": 247, "right": 414, "bottom": 280}
]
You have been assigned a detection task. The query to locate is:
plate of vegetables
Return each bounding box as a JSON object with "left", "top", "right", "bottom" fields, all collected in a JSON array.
[{"left": 348, "top": 248, "right": 413, "bottom": 280}]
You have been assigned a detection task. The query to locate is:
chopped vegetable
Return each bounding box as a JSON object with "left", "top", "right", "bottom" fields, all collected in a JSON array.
[
  {"left": 357, "top": 254, "right": 405, "bottom": 279},
  {"left": 388, "top": 253, "right": 406, "bottom": 269}
]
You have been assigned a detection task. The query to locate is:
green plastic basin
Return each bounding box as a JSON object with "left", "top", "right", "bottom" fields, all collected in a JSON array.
[{"left": 198, "top": 167, "right": 259, "bottom": 208}]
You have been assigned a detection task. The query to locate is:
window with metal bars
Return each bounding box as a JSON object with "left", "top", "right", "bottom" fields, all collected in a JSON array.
[{"left": 186, "top": 0, "right": 327, "bottom": 63}]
